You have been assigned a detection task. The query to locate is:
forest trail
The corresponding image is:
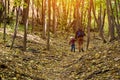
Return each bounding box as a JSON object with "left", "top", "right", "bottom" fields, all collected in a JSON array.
[
  {"left": 0, "top": 28, "right": 120, "bottom": 80},
  {"left": 0, "top": 28, "right": 87, "bottom": 80}
]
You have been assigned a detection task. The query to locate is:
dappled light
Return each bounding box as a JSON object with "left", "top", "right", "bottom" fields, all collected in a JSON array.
[{"left": 0, "top": 0, "right": 120, "bottom": 79}]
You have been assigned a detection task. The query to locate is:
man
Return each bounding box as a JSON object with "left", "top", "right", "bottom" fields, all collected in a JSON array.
[{"left": 75, "top": 28, "right": 85, "bottom": 52}]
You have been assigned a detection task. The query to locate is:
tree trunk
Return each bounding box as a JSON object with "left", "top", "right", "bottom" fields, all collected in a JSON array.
[
  {"left": 106, "top": 0, "right": 115, "bottom": 41},
  {"left": 23, "top": 0, "right": 30, "bottom": 51},
  {"left": 99, "top": 8, "right": 106, "bottom": 43},
  {"left": 11, "top": 7, "right": 20, "bottom": 49},
  {"left": 0, "top": 1, "right": 4, "bottom": 22},
  {"left": 47, "top": 0, "right": 51, "bottom": 50},
  {"left": 80, "top": 0, "right": 84, "bottom": 27},
  {"left": 52, "top": 0, "right": 57, "bottom": 34},
  {"left": 109, "top": 0, "right": 120, "bottom": 39},
  {"left": 86, "top": 0, "right": 92, "bottom": 50},
  {"left": 8, "top": 0, "right": 10, "bottom": 15},
  {"left": 98, "top": 1, "right": 106, "bottom": 43},
  {"left": 68, "top": 0, "right": 72, "bottom": 23},
  {"left": 112, "top": 0, "right": 120, "bottom": 39},
  {"left": 76, "top": 0, "right": 81, "bottom": 30},
  {"left": 42, "top": 0, "right": 46, "bottom": 39},
  {"left": 31, "top": 0, "right": 34, "bottom": 32},
  {"left": 3, "top": 0, "right": 7, "bottom": 42},
  {"left": 118, "top": 0, "right": 120, "bottom": 12},
  {"left": 36, "top": 0, "right": 40, "bottom": 25},
  {"left": 91, "top": 0, "right": 99, "bottom": 26},
  {"left": 92, "top": 0, "right": 106, "bottom": 43},
  {"left": 114, "top": 0, "right": 119, "bottom": 25}
]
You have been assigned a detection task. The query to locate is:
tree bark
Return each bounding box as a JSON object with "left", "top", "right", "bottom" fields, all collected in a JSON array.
[
  {"left": 113, "top": 0, "right": 120, "bottom": 39},
  {"left": 86, "top": 0, "right": 92, "bottom": 50},
  {"left": 52, "top": 0, "right": 57, "bottom": 34},
  {"left": 91, "top": 0, "right": 99, "bottom": 26},
  {"left": 106, "top": 0, "right": 115, "bottom": 41},
  {"left": 0, "top": 1, "right": 4, "bottom": 22},
  {"left": 31, "top": 0, "right": 34, "bottom": 32},
  {"left": 47, "top": 0, "right": 51, "bottom": 50},
  {"left": 99, "top": 8, "right": 106, "bottom": 43},
  {"left": 8, "top": 0, "right": 10, "bottom": 14},
  {"left": 3, "top": 0, "right": 7, "bottom": 42},
  {"left": 11, "top": 7, "right": 20, "bottom": 49},
  {"left": 80, "top": 0, "right": 84, "bottom": 27},
  {"left": 23, "top": 0, "right": 30, "bottom": 51},
  {"left": 42, "top": 0, "right": 46, "bottom": 39},
  {"left": 109, "top": 0, "right": 120, "bottom": 39},
  {"left": 76, "top": 0, "right": 81, "bottom": 30}
]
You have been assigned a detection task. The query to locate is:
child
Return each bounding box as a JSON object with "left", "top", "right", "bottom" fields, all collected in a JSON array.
[{"left": 69, "top": 36, "right": 76, "bottom": 52}]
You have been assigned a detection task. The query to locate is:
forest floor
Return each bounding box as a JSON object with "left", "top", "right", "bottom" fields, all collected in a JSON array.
[{"left": 0, "top": 28, "right": 120, "bottom": 80}]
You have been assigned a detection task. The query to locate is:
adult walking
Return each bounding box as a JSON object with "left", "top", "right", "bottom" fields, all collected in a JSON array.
[{"left": 75, "top": 28, "right": 85, "bottom": 52}]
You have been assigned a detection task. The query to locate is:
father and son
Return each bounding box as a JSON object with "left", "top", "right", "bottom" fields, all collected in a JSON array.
[{"left": 69, "top": 28, "right": 85, "bottom": 52}]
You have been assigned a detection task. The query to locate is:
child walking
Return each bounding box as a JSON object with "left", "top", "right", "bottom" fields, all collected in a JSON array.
[{"left": 69, "top": 37, "right": 76, "bottom": 52}]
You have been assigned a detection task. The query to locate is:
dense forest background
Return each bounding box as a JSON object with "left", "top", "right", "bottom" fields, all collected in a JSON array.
[
  {"left": 0, "top": 0, "right": 120, "bottom": 50},
  {"left": 0, "top": 0, "right": 120, "bottom": 80}
]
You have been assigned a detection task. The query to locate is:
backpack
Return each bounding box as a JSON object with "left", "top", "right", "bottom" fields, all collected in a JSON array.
[{"left": 77, "top": 31, "right": 84, "bottom": 37}]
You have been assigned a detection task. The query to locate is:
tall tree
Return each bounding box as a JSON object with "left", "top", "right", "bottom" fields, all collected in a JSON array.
[
  {"left": 86, "top": 0, "right": 92, "bottom": 50},
  {"left": 3, "top": 0, "right": 7, "bottom": 42},
  {"left": 31, "top": 0, "right": 34, "bottom": 32},
  {"left": 47, "top": 0, "right": 51, "bottom": 50},
  {"left": 52, "top": 0, "right": 57, "bottom": 34},
  {"left": 42, "top": 0, "right": 46, "bottom": 39},
  {"left": 8, "top": 0, "right": 10, "bottom": 14},
  {"left": 106, "top": 0, "right": 115, "bottom": 41},
  {"left": 11, "top": 6, "right": 20, "bottom": 49},
  {"left": 0, "top": 0, "right": 4, "bottom": 23},
  {"left": 23, "top": 0, "right": 30, "bottom": 51},
  {"left": 75, "top": 0, "right": 80, "bottom": 30},
  {"left": 80, "top": 0, "right": 85, "bottom": 28},
  {"left": 110, "top": 0, "right": 120, "bottom": 39},
  {"left": 99, "top": 7, "right": 106, "bottom": 43}
]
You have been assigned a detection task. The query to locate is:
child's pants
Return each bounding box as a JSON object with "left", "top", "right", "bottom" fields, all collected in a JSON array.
[{"left": 71, "top": 44, "right": 75, "bottom": 52}]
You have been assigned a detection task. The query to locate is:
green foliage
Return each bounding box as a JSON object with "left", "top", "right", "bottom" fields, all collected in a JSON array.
[
  {"left": 34, "top": 0, "right": 41, "bottom": 7},
  {"left": 13, "top": 0, "right": 29, "bottom": 9},
  {"left": 95, "top": 0, "right": 106, "bottom": 10},
  {"left": 14, "top": 0, "right": 22, "bottom": 6},
  {"left": 118, "top": 13, "right": 120, "bottom": 17},
  {"left": 23, "top": 2, "right": 28, "bottom": 8},
  {"left": 58, "top": 15, "right": 68, "bottom": 33},
  {"left": 0, "top": 4, "right": 3, "bottom": 11}
]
